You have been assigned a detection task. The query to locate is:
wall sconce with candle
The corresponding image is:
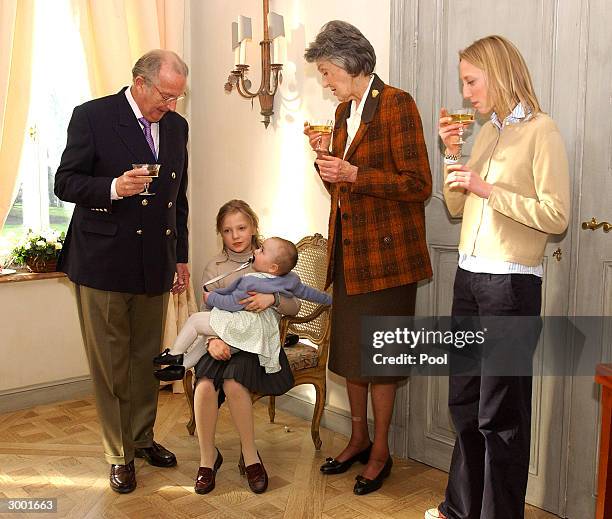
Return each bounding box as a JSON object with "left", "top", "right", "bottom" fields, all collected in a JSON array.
[{"left": 224, "top": 0, "right": 284, "bottom": 128}]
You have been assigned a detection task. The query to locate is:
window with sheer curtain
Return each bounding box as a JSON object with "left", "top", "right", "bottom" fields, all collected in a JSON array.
[{"left": 0, "top": 0, "right": 91, "bottom": 258}]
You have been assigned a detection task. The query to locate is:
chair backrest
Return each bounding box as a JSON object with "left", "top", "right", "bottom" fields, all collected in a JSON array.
[{"left": 289, "top": 234, "right": 330, "bottom": 346}]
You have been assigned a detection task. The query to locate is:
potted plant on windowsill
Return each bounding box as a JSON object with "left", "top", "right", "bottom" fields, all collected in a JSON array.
[{"left": 10, "top": 230, "right": 65, "bottom": 273}]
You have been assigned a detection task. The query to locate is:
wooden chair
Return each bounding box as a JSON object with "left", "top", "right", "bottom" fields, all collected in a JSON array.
[{"left": 183, "top": 233, "right": 331, "bottom": 449}]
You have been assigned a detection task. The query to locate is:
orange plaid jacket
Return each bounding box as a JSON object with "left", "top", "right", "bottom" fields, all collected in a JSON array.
[{"left": 322, "top": 75, "right": 433, "bottom": 295}]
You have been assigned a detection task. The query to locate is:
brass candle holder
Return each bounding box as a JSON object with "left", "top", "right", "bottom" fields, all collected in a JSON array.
[{"left": 224, "top": 0, "right": 284, "bottom": 128}]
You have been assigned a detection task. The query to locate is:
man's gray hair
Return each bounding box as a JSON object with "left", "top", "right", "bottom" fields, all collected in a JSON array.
[
  {"left": 132, "top": 49, "right": 189, "bottom": 84},
  {"left": 304, "top": 20, "right": 376, "bottom": 76}
]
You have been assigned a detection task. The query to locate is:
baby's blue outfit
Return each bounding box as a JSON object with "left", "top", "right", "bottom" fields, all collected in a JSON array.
[{"left": 207, "top": 272, "right": 331, "bottom": 373}]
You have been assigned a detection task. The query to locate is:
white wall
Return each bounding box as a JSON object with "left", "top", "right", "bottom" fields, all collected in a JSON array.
[
  {"left": 0, "top": 277, "right": 88, "bottom": 394},
  {"left": 189, "top": 0, "right": 391, "bottom": 415}
]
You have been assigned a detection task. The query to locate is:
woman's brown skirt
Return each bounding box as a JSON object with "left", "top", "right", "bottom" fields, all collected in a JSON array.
[{"left": 329, "top": 221, "right": 417, "bottom": 383}]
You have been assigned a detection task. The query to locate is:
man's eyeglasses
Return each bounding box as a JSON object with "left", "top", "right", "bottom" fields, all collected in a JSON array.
[{"left": 151, "top": 83, "right": 186, "bottom": 105}]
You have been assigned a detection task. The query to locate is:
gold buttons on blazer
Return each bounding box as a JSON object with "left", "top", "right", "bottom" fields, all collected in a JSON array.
[
  {"left": 165, "top": 229, "right": 172, "bottom": 236},
  {"left": 167, "top": 202, "right": 173, "bottom": 208},
  {"left": 171, "top": 172, "right": 176, "bottom": 179},
  {"left": 141, "top": 199, "right": 148, "bottom": 206},
  {"left": 136, "top": 229, "right": 143, "bottom": 235}
]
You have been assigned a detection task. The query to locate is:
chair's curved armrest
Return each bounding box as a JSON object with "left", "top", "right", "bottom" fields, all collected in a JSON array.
[
  {"left": 278, "top": 305, "right": 331, "bottom": 344},
  {"left": 281, "top": 304, "right": 330, "bottom": 326}
]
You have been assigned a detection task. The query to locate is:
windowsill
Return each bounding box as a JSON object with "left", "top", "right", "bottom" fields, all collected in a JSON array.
[{"left": 0, "top": 269, "right": 67, "bottom": 284}]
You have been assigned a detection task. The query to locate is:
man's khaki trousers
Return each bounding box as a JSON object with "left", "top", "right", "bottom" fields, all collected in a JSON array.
[{"left": 75, "top": 284, "right": 169, "bottom": 465}]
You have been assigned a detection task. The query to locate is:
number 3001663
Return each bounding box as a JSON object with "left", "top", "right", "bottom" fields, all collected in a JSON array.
[{"left": 0, "top": 498, "right": 57, "bottom": 512}]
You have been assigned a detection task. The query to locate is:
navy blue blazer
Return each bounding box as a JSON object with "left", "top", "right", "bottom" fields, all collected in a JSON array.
[{"left": 54, "top": 87, "right": 189, "bottom": 294}]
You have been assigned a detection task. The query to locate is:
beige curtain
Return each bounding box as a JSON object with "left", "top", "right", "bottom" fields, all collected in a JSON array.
[
  {"left": 0, "top": 0, "right": 34, "bottom": 228},
  {"left": 70, "top": 0, "right": 186, "bottom": 97},
  {"left": 161, "top": 284, "right": 199, "bottom": 393}
]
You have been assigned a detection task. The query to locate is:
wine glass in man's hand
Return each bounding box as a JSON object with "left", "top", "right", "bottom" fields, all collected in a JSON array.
[{"left": 133, "top": 164, "right": 161, "bottom": 196}]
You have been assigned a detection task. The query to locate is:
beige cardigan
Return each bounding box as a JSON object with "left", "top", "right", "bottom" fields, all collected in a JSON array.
[{"left": 444, "top": 113, "right": 570, "bottom": 266}]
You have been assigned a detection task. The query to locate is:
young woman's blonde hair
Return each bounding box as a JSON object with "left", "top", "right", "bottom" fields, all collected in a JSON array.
[
  {"left": 216, "top": 199, "right": 263, "bottom": 251},
  {"left": 459, "top": 35, "right": 541, "bottom": 119}
]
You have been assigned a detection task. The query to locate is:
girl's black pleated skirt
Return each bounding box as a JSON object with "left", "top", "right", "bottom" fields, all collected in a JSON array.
[{"left": 194, "top": 346, "right": 294, "bottom": 405}]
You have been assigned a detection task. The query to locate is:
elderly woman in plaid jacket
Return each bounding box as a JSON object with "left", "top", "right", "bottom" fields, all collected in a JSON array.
[{"left": 304, "top": 20, "right": 432, "bottom": 495}]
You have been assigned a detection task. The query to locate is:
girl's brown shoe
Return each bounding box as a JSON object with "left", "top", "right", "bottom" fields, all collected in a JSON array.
[
  {"left": 194, "top": 448, "right": 223, "bottom": 495},
  {"left": 238, "top": 452, "right": 268, "bottom": 494}
]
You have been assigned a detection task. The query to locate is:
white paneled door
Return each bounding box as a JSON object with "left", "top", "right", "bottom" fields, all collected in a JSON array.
[{"left": 565, "top": 1, "right": 612, "bottom": 517}]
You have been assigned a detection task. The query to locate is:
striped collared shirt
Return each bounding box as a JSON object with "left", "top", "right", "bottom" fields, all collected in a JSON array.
[{"left": 490, "top": 102, "right": 531, "bottom": 129}]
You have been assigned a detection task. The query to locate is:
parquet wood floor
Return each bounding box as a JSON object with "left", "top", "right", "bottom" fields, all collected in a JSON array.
[{"left": 0, "top": 389, "right": 558, "bottom": 518}]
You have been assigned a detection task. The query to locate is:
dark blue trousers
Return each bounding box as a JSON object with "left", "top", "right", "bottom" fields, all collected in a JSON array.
[{"left": 439, "top": 267, "right": 542, "bottom": 519}]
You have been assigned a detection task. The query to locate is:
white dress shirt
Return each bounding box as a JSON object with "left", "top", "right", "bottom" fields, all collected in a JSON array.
[{"left": 343, "top": 74, "right": 375, "bottom": 158}]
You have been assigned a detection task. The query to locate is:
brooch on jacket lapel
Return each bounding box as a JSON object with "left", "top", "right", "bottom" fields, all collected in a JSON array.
[{"left": 371, "top": 89, "right": 379, "bottom": 98}]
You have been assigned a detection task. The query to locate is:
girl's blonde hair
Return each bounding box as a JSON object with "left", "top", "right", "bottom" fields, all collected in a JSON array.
[
  {"left": 459, "top": 35, "right": 541, "bottom": 119},
  {"left": 216, "top": 199, "right": 263, "bottom": 251}
]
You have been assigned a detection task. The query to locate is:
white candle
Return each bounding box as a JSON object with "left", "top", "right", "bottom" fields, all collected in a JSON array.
[
  {"left": 272, "top": 39, "right": 278, "bottom": 64},
  {"left": 239, "top": 41, "right": 246, "bottom": 65}
]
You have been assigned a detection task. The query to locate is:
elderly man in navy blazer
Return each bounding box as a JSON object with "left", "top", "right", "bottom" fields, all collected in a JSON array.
[{"left": 55, "top": 49, "right": 190, "bottom": 494}]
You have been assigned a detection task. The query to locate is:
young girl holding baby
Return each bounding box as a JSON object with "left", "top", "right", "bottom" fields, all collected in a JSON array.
[{"left": 191, "top": 200, "right": 299, "bottom": 495}]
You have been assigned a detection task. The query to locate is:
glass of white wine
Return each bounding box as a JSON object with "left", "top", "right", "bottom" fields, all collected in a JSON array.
[
  {"left": 133, "top": 163, "right": 161, "bottom": 196},
  {"left": 449, "top": 108, "right": 475, "bottom": 145},
  {"left": 308, "top": 119, "right": 334, "bottom": 154}
]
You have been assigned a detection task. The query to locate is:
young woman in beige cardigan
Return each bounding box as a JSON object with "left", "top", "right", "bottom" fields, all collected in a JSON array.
[{"left": 426, "top": 36, "right": 570, "bottom": 519}]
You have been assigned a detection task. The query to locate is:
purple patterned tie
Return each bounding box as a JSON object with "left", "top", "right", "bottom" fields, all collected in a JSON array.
[{"left": 138, "top": 117, "right": 157, "bottom": 160}]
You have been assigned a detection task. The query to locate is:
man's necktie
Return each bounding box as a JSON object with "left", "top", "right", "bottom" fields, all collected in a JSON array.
[{"left": 138, "top": 117, "right": 157, "bottom": 160}]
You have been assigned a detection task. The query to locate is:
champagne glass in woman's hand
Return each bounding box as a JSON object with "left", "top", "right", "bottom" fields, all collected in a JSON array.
[
  {"left": 448, "top": 108, "right": 475, "bottom": 145},
  {"left": 439, "top": 107, "right": 474, "bottom": 155},
  {"left": 304, "top": 119, "right": 333, "bottom": 157}
]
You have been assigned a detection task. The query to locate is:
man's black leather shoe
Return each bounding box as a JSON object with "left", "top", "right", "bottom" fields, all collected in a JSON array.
[
  {"left": 135, "top": 441, "right": 177, "bottom": 467},
  {"left": 320, "top": 443, "right": 372, "bottom": 475},
  {"left": 154, "top": 365, "right": 186, "bottom": 381},
  {"left": 153, "top": 348, "right": 184, "bottom": 366},
  {"left": 353, "top": 455, "right": 393, "bottom": 495},
  {"left": 110, "top": 460, "right": 136, "bottom": 493}
]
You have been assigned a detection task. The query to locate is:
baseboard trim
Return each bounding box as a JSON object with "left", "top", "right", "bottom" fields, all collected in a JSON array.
[{"left": 0, "top": 378, "right": 93, "bottom": 414}]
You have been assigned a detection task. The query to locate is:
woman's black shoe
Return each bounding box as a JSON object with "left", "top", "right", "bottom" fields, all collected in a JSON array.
[
  {"left": 353, "top": 455, "right": 393, "bottom": 495},
  {"left": 320, "top": 443, "right": 372, "bottom": 475},
  {"left": 153, "top": 348, "right": 184, "bottom": 366},
  {"left": 154, "top": 365, "right": 186, "bottom": 381}
]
